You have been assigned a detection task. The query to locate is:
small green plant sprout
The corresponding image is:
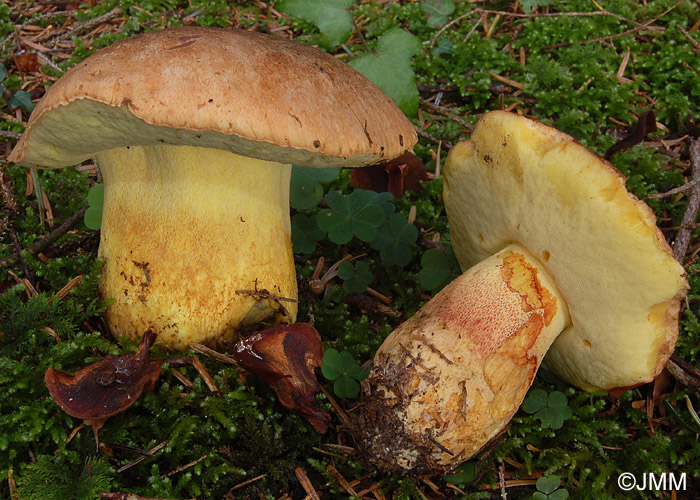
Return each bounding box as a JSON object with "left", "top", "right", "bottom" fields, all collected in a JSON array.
[
  {"left": 337, "top": 260, "right": 374, "bottom": 293},
  {"left": 521, "top": 388, "right": 573, "bottom": 430},
  {"left": 533, "top": 475, "right": 569, "bottom": 500},
  {"left": 443, "top": 461, "right": 476, "bottom": 487},
  {"left": 417, "top": 246, "right": 461, "bottom": 291},
  {"left": 83, "top": 183, "right": 104, "bottom": 230},
  {"left": 316, "top": 189, "right": 393, "bottom": 244},
  {"left": 290, "top": 165, "right": 340, "bottom": 210},
  {"left": 277, "top": 0, "right": 355, "bottom": 47},
  {"left": 321, "top": 348, "right": 369, "bottom": 399},
  {"left": 348, "top": 27, "right": 421, "bottom": 116},
  {"left": 292, "top": 213, "right": 325, "bottom": 254},
  {"left": 369, "top": 212, "right": 418, "bottom": 267},
  {"left": 0, "top": 62, "right": 35, "bottom": 113},
  {"left": 421, "top": 0, "right": 456, "bottom": 29}
]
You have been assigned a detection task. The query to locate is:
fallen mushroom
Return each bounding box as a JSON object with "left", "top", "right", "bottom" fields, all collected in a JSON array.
[
  {"left": 232, "top": 323, "right": 330, "bottom": 433},
  {"left": 355, "top": 111, "right": 688, "bottom": 473},
  {"left": 45, "top": 330, "right": 217, "bottom": 448},
  {"left": 9, "top": 27, "right": 416, "bottom": 350}
]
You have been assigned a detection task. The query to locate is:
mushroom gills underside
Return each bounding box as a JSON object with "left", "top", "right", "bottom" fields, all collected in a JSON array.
[
  {"left": 355, "top": 244, "right": 570, "bottom": 473},
  {"left": 96, "top": 144, "right": 297, "bottom": 350}
]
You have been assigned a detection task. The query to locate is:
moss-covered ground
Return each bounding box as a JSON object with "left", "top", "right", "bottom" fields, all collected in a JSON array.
[{"left": 1, "top": 1, "right": 699, "bottom": 498}]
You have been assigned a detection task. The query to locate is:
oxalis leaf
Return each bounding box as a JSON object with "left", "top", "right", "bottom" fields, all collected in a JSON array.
[
  {"left": 337, "top": 260, "right": 374, "bottom": 293},
  {"left": 418, "top": 246, "right": 460, "bottom": 291},
  {"left": 321, "top": 348, "right": 368, "bottom": 399},
  {"left": 291, "top": 213, "right": 325, "bottom": 254},
  {"left": 290, "top": 165, "right": 339, "bottom": 210},
  {"left": 317, "top": 189, "right": 392, "bottom": 244},
  {"left": 421, "top": 0, "right": 455, "bottom": 29},
  {"left": 522, "top": 388, "right": 573, "bottom": 429},
  {"left": 349, "top": 28, "right": 421, "bottom": 116},
  {"left": 370, "top": 212, "right": 418, "bottom": 267},
  {"left": 277, "top": 0, "right": 354, "bottom": 47},
  {"left": 84, "top": 184, "right": 104, "bottom": 230}
]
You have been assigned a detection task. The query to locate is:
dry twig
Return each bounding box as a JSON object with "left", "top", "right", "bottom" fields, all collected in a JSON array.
[{"left": 673, "top": 138, "right": 700, "bottom": 262}]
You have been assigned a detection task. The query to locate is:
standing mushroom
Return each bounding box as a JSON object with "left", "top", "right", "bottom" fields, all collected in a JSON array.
[
  {"left": 8, "top": 27, "right": 416, "bottom": 350},
  {"left": 355, "top": 111, "right": 688, "bottom": 473}
]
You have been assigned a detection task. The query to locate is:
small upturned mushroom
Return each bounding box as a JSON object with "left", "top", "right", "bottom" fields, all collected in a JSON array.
[
  {"left": 8, "top": 27, "right": 416, "bottom": 349},
  {"left": 355, "top": 111, "right": 688, "bottom": 473}
]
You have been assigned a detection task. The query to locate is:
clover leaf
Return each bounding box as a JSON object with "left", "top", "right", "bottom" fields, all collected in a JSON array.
[
  {"left": 443, "top": 461, "right": 476, "bottom": 487},
  {"left": 277, "top": 0, "right": 355, "bottom": 47},
  {"left": 533, "top": 475, "right": 569, "bottom": 500},
  {"left": 316, "top": 189, "right": 391, "bottom": 244},
  {"left": 422, "top": 0, "right": 455, "bottom": 29},
  {"left": 291, "top": 213, "right": 325, "bottom": 254},
  {"left": 522, "top": 388, "right": 573, "bottom": 429},
  {"left": 337, "top": 260, "right": 374, "bottom": 293},
  {"left": 370, "top": 212, "right": 418, "bottom": 267},
  {"left": 1, "top": 63, "right": 35, "bottom": 113},
  {"left": 290, "top": 165, "right": 339, "bottom": 210},
  {"left": 83, "top": 184, "right": 104, "bottom": 230},
  {"left": 349, "top": 28, "right": 421, "bottom": 116},
  {"left": 417, "top": 246, "right": 461, "bottom": 291},
  {"left": 321, "top": 348, "right": 368, "bottom": 399}
]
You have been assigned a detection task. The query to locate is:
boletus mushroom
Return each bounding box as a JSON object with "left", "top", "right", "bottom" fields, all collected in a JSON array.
[
  {"left": 8, "top": 27, "right": 416, "bottom": 349},
  {"left": 355, "top": 111, "right": 688, "bottom": 473}
]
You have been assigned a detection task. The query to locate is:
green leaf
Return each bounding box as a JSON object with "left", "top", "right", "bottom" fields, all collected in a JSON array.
[
  {"left": 9, "top": 90, "right": 35, "bottom": 113},
  {"left": 536, "top": 475, "right": 562, "bottom": 495},
  {"left": 349, "top": 28, "right": 421, "bottom": 116},
  {"left": 317, "top": 189, "right": 388, "bottom": 244},
  {"left": 444, "top": 461, "right": 475, "bottom": 486},
  {"left": 321, "top": 348, "right": 343, "bottom": 380},
  {"left": 337, "top": 260, "right": 374, "bottom": 293},
  {"left": 83, "top": 207, "right": 102, "bottom": 230},
  {"left": 370, "top": 213, "right": 418, "bottom": 267},
  {"left": 0, "top": 62, "right": 7, "bottom": 82},
  {"left": 321, "top": 348, "right": 368, "bottom": 399},
  {"left": 290, "top": 165, "right": 339, "bottom": 210},
  {"left": 86, "top": 184, "right": 104, "bottom": 209},
  {"left": 291, "top": 213, "right": 325, "bottom": 254},
  {"left": 550, "top": 490, "right": 569, "bottom": 500},
  {"left": 277, "top": 0, "right": 355, "bottom": 47},
  {"left": 521, "top": 0, "right": 554, "bottom": 14},
  {"left": 333, "top": 375, "right": 360, "bottom": 399},
  {"left": 522, "top": 389, "right": 572, "bottom": 429},
  {"left": 418, "top": 247, "right": 460, "bottom": 291},
  {"left": 421, "top": 0, "right": 455, "bottom": 29}
]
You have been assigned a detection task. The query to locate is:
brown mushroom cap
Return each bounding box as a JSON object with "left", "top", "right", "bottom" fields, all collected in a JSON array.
[
  {"left": 8, "top": 27, "right": 416, "bottom": 169},
  {"left": 443, "top": 111, "right": 688, "bottom": 392}
]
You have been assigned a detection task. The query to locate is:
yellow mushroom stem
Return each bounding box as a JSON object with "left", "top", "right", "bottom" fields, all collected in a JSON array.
[
  {"left": 355, "top": 243, "right": 571, "bottom": 473},
  {"left": 96, "top": 145, "right": 297, "bottom": 350}
]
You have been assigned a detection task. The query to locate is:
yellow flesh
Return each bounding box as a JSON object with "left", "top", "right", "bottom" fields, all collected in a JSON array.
[
  {"left": 359, "top": 244, "right": 570, "bottom": 471},
  {"left": 97, "top": 145, "right": 297, "bottom": 350}
]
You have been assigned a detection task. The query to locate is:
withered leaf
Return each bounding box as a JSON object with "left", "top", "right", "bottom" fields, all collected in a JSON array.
[
  {"left": 350, "top": 151, "right": 428, "bottom": 198},
  {"left": 45, "top": 330, "right": 162, "bottom": 422},
  {"left": 604, "top": 111, "right": 657, "bottom": 160},
  {"left": 233, "top": 323, "right": 330, "bottom": 433},
  {"left": 13, "top": 53, "right": 41, "bottom": 73}
]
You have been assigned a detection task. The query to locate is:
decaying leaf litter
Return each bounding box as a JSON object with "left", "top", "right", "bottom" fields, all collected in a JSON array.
[{"left": 1, "top": 1, "right": 700, "bottom": 499}]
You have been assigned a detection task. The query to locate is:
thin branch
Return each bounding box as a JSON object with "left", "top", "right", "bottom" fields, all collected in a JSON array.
[
  {"left": 647, "top": 178, "right": 700, "bottom": 199},
  {"left": 420, "top": 98, "right": 474, "bottom": 133},
  {"left": 673, "top": 138, "right": 700, "bottom": 262},
  {"left": 0, "top": 205, "right": 88, "bottom": 269}
]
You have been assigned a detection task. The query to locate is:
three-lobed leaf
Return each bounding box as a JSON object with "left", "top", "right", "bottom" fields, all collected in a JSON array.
[
  {"left": 417, "top": 246, "right": 460, "bottom": 291},
  {"left": 349, "top": 28, "right": 421, "bottom": 116},
  {"left": 291, "top": 213, "right": 325, "bottom": 254},
  {"left": 370, "top": 212, "right": 418, "bottom": 267},
  {"left": 277, "top": 0, "right": 355, "bottom": 47},
  {"left": 317, "top": 189, "right": 390, "bottom": 244},
  {"left": 83, "top": 184, "right": 104, "bottom": 230},
  {"left": 321, "top": 348, "right": 368, "bottom": 398},
  {"left": 522, "top": 388, "right": 573, "bottom": 429},
  {"left": 337, "top": 260, "right": 374, "bottom": 293},
  {"left": 290, "top": 165, "right": 339, "bottom": 210},
  {"left": 421, "top": 0, "right": 456, "bottom": 29},
  {"left": 534, "top": 475, "right": 569, "bottom": 499}
]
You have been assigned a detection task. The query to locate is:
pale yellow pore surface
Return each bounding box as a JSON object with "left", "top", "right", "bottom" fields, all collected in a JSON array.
[
  {"left": 97, "top": 145, "right": 296, "bottom": 350},
  {"left": 443, "top": 111, "right": 688, "bottom": 392},
  {"left": 358, "top": 245, "right": 569, "bottom": 471}
]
